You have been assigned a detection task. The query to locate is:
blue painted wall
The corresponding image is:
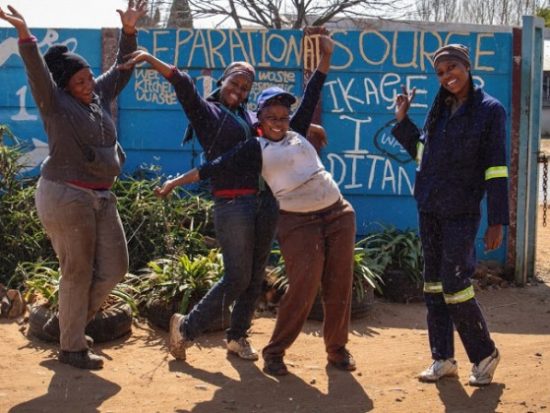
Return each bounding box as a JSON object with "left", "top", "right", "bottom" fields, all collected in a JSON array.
[{"left": 0, "top": 27, "right": 513, "bottom": 261}]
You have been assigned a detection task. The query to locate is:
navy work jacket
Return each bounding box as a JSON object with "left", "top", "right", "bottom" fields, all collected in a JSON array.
[{"left": 392, "top": 87, "right": 509, "bottom": 226}]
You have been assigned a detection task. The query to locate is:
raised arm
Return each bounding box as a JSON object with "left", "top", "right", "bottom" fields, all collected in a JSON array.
[
  {"left": 395, "top": 85, "right": 416, "bottom": 123},
  {"left": 117, "top": 0, "right": 147, "bottom": 37},
  {"left": 95, "top": 0, "right": 147, "bottom": 102},
  {"left": 290, "top": 32, "right": 334, "bottom": 136},
  {"left": 391, "top": 86, "right": 421, "bottom": 160},
  {"left": 2, "top": 5, "right": 58, "bottom": 115},
  {"left": 315, "top": 30, "right": 334, "bottom": 75},
  {"left": 121, "top": 50, "right": 233, "bottom": 151},
  {"left": 0, "top": 5, "right": 31, "bottom": 39}
]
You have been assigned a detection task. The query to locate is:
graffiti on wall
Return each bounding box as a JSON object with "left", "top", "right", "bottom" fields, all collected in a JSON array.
[
  {"left": 0, "top": 27, "right": 512, "bottom": 202},
  {"left": 117, "top": 28, "right": 510, "bottom": 200}
]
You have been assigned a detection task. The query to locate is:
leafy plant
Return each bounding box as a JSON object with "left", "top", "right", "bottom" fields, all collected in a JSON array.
[
  {"left": 17, "top": 261, "right": 138, "bottom": 313},
  {"left": 352, "top": 246, "right": 385, "bottom": 298},
  {"left": 136, "top": 250, "right": 224, "bottom": 314},
  {"left": 113, "top": 176, "right": 216, "bottom": 272},
  {"left": 357, "top": 226, "right": 423, "bottom": 285},
  {"left": 0, "top": 128, "right": 54, "bottom": 285}
]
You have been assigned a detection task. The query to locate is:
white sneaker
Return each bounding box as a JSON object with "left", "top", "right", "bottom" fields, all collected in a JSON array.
[
  {"left": 169, "top": 313, "right": 192, "bottom": 360},
  {"left": 418, "top": 359, "right": 458, "bottom": 382},
  {"left": 469, "top": 349, "right": 500, "bottom": 386},
  {"left": 227, "top": 337, "right": 259, "bottom": 360}
]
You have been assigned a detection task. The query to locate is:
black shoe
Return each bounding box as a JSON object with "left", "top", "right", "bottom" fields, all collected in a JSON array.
[
  {"left": 263, "top": 356, "right": 289, "bottom": 376},
  {"left": 43, "top": 314, "right": 94, "bottom": 347},
  {"left": 328, "top": 347, "right": 356, "bottom": 371},
  {"left": 58, "top": 349, "right": 104, "bottom": 370}
]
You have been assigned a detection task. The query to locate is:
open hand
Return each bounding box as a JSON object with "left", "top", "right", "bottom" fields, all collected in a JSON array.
[
  {"left": 117, "top": 0, "right": 148, "bottom": 33},
  {"left": 395, "top": 85, "right": 416, "bottom": 122},
  {"left": 0, "top": 5, "right": 26, "bottom": 29}
]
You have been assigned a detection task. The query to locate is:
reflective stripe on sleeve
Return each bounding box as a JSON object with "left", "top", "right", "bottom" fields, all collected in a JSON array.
[
  {"left": 423, "top": 281, "right": 443, "bottom": 293},
  {"left": 416, "top": 142, "right": 425, "bottom": 166},
  {"left": 444, "top": 285, "right": 475, "bottom": 304},
  {"left": 485, "top": 166, "right": 508, "bottom": 180}
]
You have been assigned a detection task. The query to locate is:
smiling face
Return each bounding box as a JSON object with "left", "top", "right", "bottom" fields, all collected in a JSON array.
[
  {"left": 219, "top": 73, "right": 253, "bottom": 109},
  {"left": 435, "top": 58, "right": 471, "bottom": 101},
  {"left": 66, "top": 67, "right": 95, "bottom": 105},
  {"left": 258, "top": 104, "right": 291, "bottom": 141}
]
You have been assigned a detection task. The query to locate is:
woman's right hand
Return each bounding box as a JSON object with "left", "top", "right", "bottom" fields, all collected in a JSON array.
[
  {"left": 154, "top": 180, "right": 175, "bottom": 198},
  {"left": 0, "top": 5, "right": 31, "bottom": 38},
  {"left": 395, "top": 85, "right": 416, "bottom": 123}
]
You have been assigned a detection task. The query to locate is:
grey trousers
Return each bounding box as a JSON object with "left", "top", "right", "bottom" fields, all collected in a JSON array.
[{"left": 35, "top": 178, "right": 128, "bottom": 351}]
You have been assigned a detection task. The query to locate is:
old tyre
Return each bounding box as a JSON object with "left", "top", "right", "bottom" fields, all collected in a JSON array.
[
  {"left": 28, "top": 303, "right": 133, "bottom": 343},
  {"left": 381, "top": 269, "right": 424, "bottom": 303}
]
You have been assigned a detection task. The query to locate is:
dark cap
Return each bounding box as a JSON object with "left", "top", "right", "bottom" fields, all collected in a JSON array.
[
  {"left": 44, "top": 45, "right": 91, "bottom": 89},
  {"left": 217, "top": 61, "right": 255, "bottom": 86},
  {"left": 256, "top": 87, "right": 296, "bottom": 112},
  {"left": 433, "top": 44, "right": 471, "bottom": 68}
]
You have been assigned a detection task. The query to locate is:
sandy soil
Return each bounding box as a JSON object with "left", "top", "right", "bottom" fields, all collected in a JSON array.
[
  {"left": 1, "top": 149, "right": 549, "bottom": 413},
  {"left": 1, "top": 283, "right": 549, "bottom": 412},
  {"left": 1, "top": 287, "right": 549, "bottom": 413}
]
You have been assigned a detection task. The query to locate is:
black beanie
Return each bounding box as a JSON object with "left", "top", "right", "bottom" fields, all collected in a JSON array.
[{"left": 44, "top": 45, "right": 91, "bottom": 89}]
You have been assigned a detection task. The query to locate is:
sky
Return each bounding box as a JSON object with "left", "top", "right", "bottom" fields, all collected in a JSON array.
[
  {"left": 0, "top": 0, "right": 410, "bottom": 30},
  {"left": 0, "top": 0, "right": 189, "bottom": 29}
]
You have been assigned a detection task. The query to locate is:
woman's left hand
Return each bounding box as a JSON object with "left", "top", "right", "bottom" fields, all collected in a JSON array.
[
  {"left": 117, "top": 0, "right": 148, "bottom": 34},
  {"left": 117, "top": 49, "right": 152, "bottom": 70},
  {"left": 484, "top": 224, "right": 503, "bottom": 251}
]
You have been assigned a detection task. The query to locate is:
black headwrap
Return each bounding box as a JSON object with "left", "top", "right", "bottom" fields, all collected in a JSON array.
[{"left": 44, "top": 45, "right": 91, "bottom": 89}]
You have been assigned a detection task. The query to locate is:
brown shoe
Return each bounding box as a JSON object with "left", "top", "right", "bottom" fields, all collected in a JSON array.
[
  {"left": 169, "top": 313, "right": 191, "bottom": 360},
  {"left": 328, "top": 347, "right": 356, "bottom": 371},
  {"left": 263, "top": 356, "right": 289, "bottom": 376},
  {"left": 59, "top": 349, "right": 104, "bottom": 370}
]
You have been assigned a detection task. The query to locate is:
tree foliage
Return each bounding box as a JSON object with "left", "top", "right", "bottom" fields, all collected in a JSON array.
[
  {"left": 536, "top": 6, "right": 550, "bottom": 26},
  {"left": 141, "top": 0, "right": 410, "bottom": 29},
  {"left": 413, "top": 0, "right": 548, "bottom": 25}
]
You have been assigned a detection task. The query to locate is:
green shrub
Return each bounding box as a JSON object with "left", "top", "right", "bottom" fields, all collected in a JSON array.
[
  {"left": 114, "top": 176, "right": 215, "bottom": 272},
  {"left": 357, "top": 227, "right": 423, "bottom": 285},
  {"left": 0, "top": 127, "right": 54, "bottom": 285},
  {"left": 0, "top": 135, "right": 216, "bottom": 285},
  {"left": 135, "top": 250, "right": 224, "bottom": 314},
  {"left": 16, "top": 261, "right": 138, "bottom": 313}
]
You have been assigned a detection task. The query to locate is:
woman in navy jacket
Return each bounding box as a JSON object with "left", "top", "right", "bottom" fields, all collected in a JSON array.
[{"left": 392, "top": 44, "right": 509, "bottom": 386}]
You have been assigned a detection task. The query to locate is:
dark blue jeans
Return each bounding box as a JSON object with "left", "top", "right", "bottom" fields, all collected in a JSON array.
[
  {"left": 420, "top": 212, "right": 495, "bottom": 365},
  {"left": 183, "top": 191, "right": 278, "bottom": 341}
]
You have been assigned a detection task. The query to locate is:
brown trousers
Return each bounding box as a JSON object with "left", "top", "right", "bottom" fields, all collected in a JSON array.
[
  {"left": 262, "top": 198, "right": 356, "bottom": 360},
  {"left": 35, "top": 178, "right": 128, "bottom": 351}
]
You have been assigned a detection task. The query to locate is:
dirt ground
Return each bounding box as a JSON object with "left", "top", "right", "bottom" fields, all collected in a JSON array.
[{"left": 1, "top": 165, "right": 550, "bottom": 413}]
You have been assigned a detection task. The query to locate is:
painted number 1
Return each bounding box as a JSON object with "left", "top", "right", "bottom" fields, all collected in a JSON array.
[{"left": 11, "top": 86, "right": 37, "bottom": 121}]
